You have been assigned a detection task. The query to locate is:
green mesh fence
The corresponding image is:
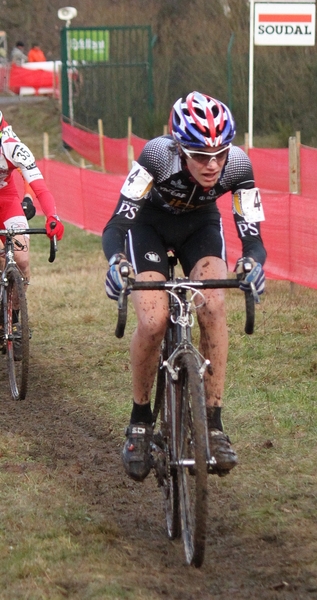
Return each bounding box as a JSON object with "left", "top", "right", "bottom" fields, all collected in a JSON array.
[{"left": 60, "top": 25, "right": 154, "bottom": 138}]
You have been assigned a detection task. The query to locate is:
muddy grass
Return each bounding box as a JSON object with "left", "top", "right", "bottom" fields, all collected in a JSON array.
[
  {"left": 1, "top": 368, "right": 316, "bottom": 600},
  {"left": 0, "top": 217, "right": 316, "bottom": 598}
]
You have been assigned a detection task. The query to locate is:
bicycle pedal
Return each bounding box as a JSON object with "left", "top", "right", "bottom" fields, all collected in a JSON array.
[
  {"left": 208, "top": 465, "right": 230, "bottom": 477},
  {"left": 152, "top": 431, "right": 164, "bottom": 449},
  {"left": 150, "top": 441, "right": 166, "bottom": 456}
]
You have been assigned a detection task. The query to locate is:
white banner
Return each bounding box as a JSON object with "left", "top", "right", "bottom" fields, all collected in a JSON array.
[{"left": 255, "top": 2, "right": 316, "bottom": 45}]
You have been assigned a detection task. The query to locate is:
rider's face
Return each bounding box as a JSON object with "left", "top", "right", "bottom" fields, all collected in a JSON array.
[{"left": 181, "top": 145, "right": 229, "bottom": 188}]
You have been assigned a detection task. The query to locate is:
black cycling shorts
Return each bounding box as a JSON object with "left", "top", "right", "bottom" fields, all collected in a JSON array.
[{"left": 126, "top": 206, "right": 226, "bottom": 277}]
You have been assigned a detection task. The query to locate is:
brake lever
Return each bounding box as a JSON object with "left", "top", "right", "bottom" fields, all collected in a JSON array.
[
  {"left": 250, "top": 281, "right": 260, "bottom": 304},
  {"left": 118, "top": 278, "right": 128, "bottom": 309},
  {"left": 118, "top": 263, "right": 130, "bottom": 309},
  {"left": 243, "top": 260, "right": 260, "bottom": 304}
]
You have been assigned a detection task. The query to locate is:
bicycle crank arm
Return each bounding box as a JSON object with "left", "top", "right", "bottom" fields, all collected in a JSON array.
[{"left": 177, "top": 458, "right": 217, "bottom": 467}]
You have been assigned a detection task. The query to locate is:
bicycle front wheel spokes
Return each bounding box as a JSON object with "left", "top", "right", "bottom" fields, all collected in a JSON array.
[
  {"left": 176, "top": 351, "right": 208, "bottom": 568},
  {"left": 4, "top": 268, "right": 29, "bottom": 400}
]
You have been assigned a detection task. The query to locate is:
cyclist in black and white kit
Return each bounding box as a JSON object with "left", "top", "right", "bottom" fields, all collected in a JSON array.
[{"left": 102, "top": 91, "right": 267, "bottom": 482}]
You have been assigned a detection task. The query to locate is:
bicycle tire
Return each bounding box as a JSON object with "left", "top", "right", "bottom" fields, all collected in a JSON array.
[
  {"left": 161, "top": 369, "right": 181, "bottom": 540},
  {"left": 176, "top": 351, "right": 208, "bottom": 567},
  {"left": 4, "top": 267, "right": 29, "bottom": 400},
  {"left": 153, "top": 343, "right": 181, "bottom": 540}
]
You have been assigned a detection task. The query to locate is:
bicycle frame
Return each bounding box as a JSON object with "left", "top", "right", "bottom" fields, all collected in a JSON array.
[
  {"left": 0, "top": 227, "right": 56, "bottom": 320},
  {"left": 157, "top": 276, "right": 214, "bottom": 463}
]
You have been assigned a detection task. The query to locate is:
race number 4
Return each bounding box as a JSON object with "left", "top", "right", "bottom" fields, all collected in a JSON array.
[
  {"left": 121, "top": 161, "right": 153, "bottom": 201},
  {"left": 233, "top": 188, "right": 265, "bottom": 223}
]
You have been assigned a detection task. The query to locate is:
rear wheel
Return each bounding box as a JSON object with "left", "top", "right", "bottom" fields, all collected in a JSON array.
[
  {"left": 4, "top": 267, "right": 29, "bottom": 400},
  {"left": 176, "top": 351, "right": 208, "bottom": 567}
]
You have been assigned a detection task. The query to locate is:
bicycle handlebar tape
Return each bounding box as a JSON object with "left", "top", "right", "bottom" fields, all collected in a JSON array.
[
  {"left": 115, "top": 290, "right": 128, "bottom": 339},
  {"left": 244, "top": 290, "right": 255, "bottom": 335}
]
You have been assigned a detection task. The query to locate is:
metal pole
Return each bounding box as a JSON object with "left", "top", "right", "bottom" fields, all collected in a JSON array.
[
  {"left": 248, "top": 0, "right": 255, "bottom": 149},
  {"left": 66, "top": 27, "right": 74, "bottom": 125}
]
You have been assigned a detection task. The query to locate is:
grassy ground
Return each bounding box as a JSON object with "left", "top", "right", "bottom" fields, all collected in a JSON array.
[
  {"left": 0, "top": 218, "right": 316, "bottom": 599},
  {"left": 0, "top": 97, "right": 316, "bottom": 598}
]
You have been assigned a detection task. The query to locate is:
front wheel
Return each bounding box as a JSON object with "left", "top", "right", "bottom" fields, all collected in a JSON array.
[
  {"left": 153, "top": 358, "right": 181, "bottom": 541},
  {"left": 3, "top": 267, "right": 29, "bottom": 400},
  {"left": 176, "top": 351, "right": 208, "bottom": 567}
]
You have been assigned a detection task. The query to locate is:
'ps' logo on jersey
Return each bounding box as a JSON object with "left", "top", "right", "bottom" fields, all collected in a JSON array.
[
  {"left": 237, "top": 222, "right": 260, "bottom": 237},
  {"left": 116, "top": 202, "right": 140, "bottom": 220}
]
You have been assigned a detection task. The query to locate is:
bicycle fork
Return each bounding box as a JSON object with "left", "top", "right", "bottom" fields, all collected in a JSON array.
[{"left": 151, "top": 350, "right": 217, "bottom": 482}]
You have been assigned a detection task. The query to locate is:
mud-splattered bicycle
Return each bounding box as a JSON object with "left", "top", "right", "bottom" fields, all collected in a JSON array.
[
  {"left": 0, "top": 226, "right": 56, "bottom": 400},
  {"left": 115, "top": 252, "right": 255, "bottom": 567}
]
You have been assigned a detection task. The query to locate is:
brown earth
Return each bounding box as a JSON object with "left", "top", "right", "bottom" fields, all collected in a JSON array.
[{"left": 1, "top": 361, "right": 316, "bottom": 600}]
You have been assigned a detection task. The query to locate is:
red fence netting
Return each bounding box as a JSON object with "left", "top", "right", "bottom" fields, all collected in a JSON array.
[
  {"left": 300, "top": 145, "right": 317, "bottom": 198},
  {"left": 61, "top": 121, "right": 148, "bottom": 174},
  {"left": 249, "top": 147, "right": 289, "bottom": 192},
  {"left": 62, "top": 122, "right": 102, "bottom": 169},
  {"left": 12, "top": 152, "right": 317, "bottom": 289}
]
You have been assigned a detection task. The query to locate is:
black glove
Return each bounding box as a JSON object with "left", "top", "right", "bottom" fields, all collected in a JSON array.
[{"left": 21, "top": 195, "right": 36, "bottom": 220}]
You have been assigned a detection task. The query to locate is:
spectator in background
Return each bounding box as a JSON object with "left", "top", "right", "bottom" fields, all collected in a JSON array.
[
  {"left": 27, "top": 43, "right": 46, "bottom": 63},
  {"left": 11, "top": 41, "right": 27, "bottom": 66}
]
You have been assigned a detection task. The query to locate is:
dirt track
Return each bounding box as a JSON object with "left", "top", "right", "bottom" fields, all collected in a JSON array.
[{"left": 1, "top": 353, "right": 316, "bottom": 600}]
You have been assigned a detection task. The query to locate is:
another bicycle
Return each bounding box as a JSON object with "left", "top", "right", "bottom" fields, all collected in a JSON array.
[
  {"left": 115, "top": 253, "right": 255, "bottom": 567},
  {"left": 0, "top": 227, "right": 56, "bottom": 400}
]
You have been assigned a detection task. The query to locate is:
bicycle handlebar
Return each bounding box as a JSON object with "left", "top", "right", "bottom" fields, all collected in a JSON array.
[
  {"left": 0, "top": 227, "right": 57, "bottom": 263},
  {"left": 115, "top": 277, "right": 255, "bottom": 339}
]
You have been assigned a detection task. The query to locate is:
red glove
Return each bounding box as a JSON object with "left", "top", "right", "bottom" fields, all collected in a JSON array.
[{"left": 45, "top": 215, "right": 64, "bottom": 241}]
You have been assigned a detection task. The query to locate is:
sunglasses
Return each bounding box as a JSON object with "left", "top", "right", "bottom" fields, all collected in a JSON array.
[{"left": 181, "top": 144, "right": 231, "bottom": 165}]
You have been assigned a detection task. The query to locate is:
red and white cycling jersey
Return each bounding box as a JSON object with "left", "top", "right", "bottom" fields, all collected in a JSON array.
[
  {"left": 0, "top": 126, "right": 44, "bottom": 189},
  {"left": 0, "top": 126, "right": 56, "bottom": 222}
]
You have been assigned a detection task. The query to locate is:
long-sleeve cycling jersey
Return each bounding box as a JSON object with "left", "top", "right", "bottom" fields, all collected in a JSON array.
[
  {"left": 0, "top": 125, "right": 56, "bottom": 217},
  {"left": 102, "top": 135, "right": 267, "bottom": 265}
]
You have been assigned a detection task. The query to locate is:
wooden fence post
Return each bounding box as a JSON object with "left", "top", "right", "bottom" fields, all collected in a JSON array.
[
  {"left": 295, "top": 130, "right": 301, "bottom": 195},
  {"left": 43, "top": 132, "right": 49, "bottom": 159},
  {"left": 127, "top": 116, "right": 134, "bottom": 171},
  {"left": 289, "top": 132, "right": 300, "bottom": 194},
  {"left": 244, "top": 132, "right": 249, "bottom": 155},
  {"left": 98, "top": 119, "right": 105, "bottom": 172}
]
